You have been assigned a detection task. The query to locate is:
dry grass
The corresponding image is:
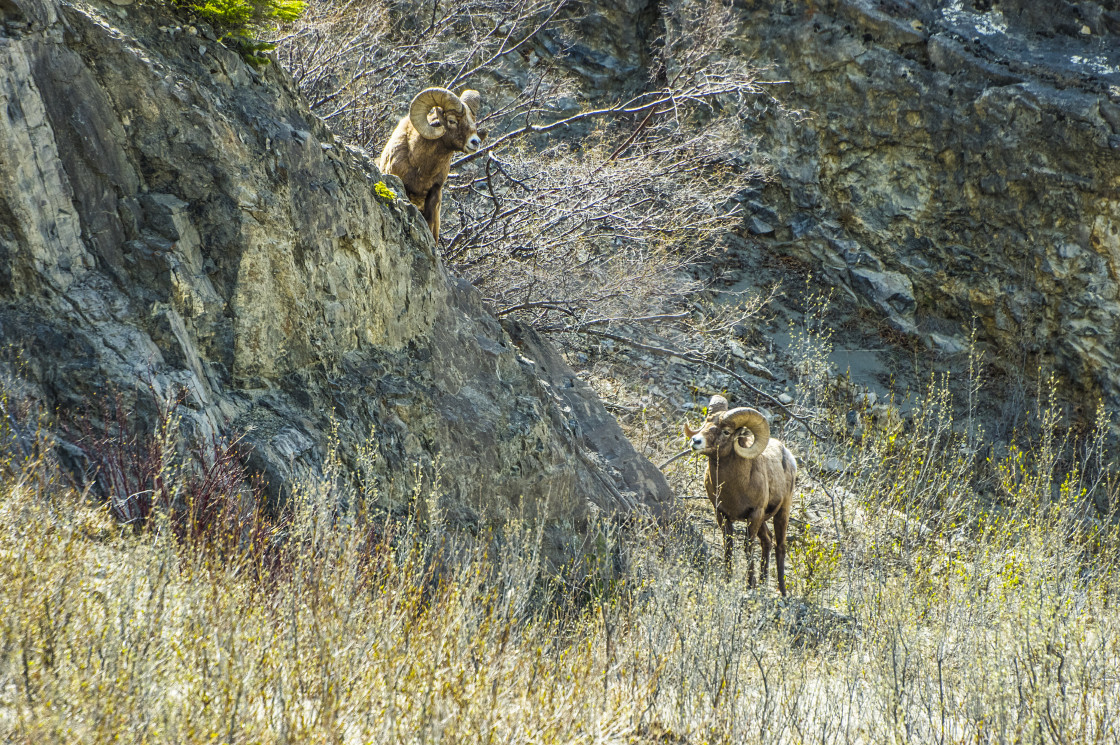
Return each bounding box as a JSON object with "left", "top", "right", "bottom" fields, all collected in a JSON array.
[{"left": 1, "top": 366, "right": 1119, "bottom": 743}]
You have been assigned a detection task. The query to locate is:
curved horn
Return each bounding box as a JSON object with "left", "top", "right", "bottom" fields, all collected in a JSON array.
[
  {"left": 409, "top": 88, "right": 463, "bottom": 139},
  {"left": 707, "top": 395, "right": 729, "bottom": 415},
  {"left": 721, "top": 407, "right": 769, "bottom": 459},
  {"left": 459, "top": 89, "right": 481, "bottom": 117}
]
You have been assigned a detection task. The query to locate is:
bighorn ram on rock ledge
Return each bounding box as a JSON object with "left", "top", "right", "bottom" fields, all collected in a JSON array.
[
  {"left": 378, "top": 87, "right": 486, "bottom": 243},
  {"left": 685, "top": 395, "right": 797, "bottom": 595}
]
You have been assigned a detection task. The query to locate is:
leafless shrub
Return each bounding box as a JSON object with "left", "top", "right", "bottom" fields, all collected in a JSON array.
[
  {"left": 276, "top": 0, "right": 777, "bottom": 359},
  {"left": 69, "top": 387, "right": 173, "bottom": 526},
  {"left": 275, "top": 0, "right": 573, "bottom": 148},
  {"left": 67, "top": 384, "right": 276, "bottom": 559},
  {"left": 4, "top": 383, "right": 1120, "bottom": 741}
]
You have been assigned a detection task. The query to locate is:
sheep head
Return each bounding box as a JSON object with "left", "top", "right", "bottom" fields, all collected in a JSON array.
[
  {"left": 409, "top": 87, "right": 487, "bottom": 154},
  {"left": 684, "top": 395, "right": 770, "bottom": 459}
]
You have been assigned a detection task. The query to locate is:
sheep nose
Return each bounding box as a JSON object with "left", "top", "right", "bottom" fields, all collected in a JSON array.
[
  {"left": 691, "top": 435, "right": 705, "bottom": 450},
  {"left": 467, "top": 135, "right": 481, "bottom": 151}
]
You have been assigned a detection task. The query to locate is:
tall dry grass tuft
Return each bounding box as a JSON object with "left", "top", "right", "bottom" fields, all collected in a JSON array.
[{"left": 1, "top": 364, "right": 1119, "bottom": 741}]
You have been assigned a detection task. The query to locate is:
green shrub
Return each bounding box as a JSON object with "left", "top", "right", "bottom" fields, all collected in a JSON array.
[
  {"left": 796, "top": 530, "right": 840, "bottom": 599},
  {"left": 173, "top": 0, "right": 306, "bottom": 63}
]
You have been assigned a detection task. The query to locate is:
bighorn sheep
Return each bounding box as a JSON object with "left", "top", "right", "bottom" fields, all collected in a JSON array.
[
  {"left": 378, "top": 87, "right": 486, "bottom": 243},
  {"left": 684, "top": 395, "right": 797, "bottom": 595}
]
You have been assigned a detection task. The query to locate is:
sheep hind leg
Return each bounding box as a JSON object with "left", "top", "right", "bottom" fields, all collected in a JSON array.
[
  {"left": 715, "top": 509, "right": 734, "bottom": 579},
  {"left": 756, "top": 522, "right": 773, "bottom": 589}
]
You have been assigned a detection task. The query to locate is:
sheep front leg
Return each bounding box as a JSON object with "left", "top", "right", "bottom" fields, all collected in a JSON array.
[
  {"left": 756, "top": 522, "right": 773, "bottom": 588},
  {"left": 715, "top": 509, "right": 734, "bottom": 578},
  {"left": 773, "top": 506, "right": 790, "bottom": 597},
  {"left": 422, "top": 182, "right": 443, "bottom": 242},
  {"left": 745, "top": 508, "right": 765, "bottom": 588}
]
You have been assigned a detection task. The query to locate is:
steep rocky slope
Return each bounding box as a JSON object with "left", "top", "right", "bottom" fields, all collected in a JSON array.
[
  {"left": 514, "top": 0, "right": 1118, "bottom": 441},
  {"left": 0, "top": 0, "right": 670, "bottom": 550},
  {"left": 731, "top": 0, "right": 1120, "bottom": 422}
]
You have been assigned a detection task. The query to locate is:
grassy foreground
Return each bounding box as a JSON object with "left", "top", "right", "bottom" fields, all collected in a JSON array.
[{"left": 1, "top": 381, "right": 1119, "bottom": 743}]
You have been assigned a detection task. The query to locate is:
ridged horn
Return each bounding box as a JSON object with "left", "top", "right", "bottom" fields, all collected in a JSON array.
[
  {"left": 721, "top": 407, "right": 769, "bottom": 459},
  {"left": 409, "top": 88, "right": 463, "bottom": 139},
  {"left": 459, "top": 89, "right": 481, "bottom": 117}
]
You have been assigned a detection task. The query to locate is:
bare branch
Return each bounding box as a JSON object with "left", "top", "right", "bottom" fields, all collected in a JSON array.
[
  {"left": 571, "top": 327, "right": 830, "bottom": 442},
  {"left": 275, "top": 0, "right": 785, "bottom": 431}
]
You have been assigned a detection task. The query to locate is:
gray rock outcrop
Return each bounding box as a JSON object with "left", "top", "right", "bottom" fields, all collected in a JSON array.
[
  {"left": 730, "top": 0, "right": 1120, "bottom": 417},
  {"left": 0, "top": 0, "right": 671, "bottom": 552}
]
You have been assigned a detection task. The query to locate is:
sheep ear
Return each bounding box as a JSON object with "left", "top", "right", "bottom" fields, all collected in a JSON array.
[{"left": 683, "top": 422, "right": 698, "bottom": 438}]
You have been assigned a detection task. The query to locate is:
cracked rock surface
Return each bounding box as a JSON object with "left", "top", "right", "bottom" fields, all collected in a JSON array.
[
  {"left": 0, "top": 0, "right": 670, "bottom": 557},
  {"left": 730, "top": 0, "right": 1120, "bottom": 418}
]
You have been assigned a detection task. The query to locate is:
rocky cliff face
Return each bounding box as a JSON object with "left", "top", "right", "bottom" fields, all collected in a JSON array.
[
  {"left": 0, "top": 0, "right": 671, "bottom": 550},
  {"left": 731, "top": 0, "right": 1120, "bottom": 419}
]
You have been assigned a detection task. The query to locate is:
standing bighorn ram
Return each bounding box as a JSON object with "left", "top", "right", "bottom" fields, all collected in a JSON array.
[
  {"left": 685, "top": 395, "right": 797, "bottom": 595},
  {"left": 378, "top": 87, "right": 486, "bottom": 243}
]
